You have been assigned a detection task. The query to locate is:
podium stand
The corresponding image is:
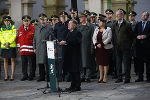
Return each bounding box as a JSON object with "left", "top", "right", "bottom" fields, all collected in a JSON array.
[{"left": 46, "top": 41, "right": 58, "bottom": 92}]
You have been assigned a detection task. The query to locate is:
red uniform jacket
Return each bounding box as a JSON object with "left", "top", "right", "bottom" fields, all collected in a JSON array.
[{"left": 17, "top": 24, "right": 35, "bottom": 55}]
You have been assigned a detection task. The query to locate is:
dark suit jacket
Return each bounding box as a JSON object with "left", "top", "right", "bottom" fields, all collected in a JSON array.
[
  {"left": 54, "top": 21, "right": 69, "bottom": 42},
  {"left": 134, "top": 21, "right": 150, "bottom": 57},
  {"left": 63, "top": 28, "right": 82, "bottom": 73},
  {"left": 112, "top": 19, "right": 133, "bottom": 50}
]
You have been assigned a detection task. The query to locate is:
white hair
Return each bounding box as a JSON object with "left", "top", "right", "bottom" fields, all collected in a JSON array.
[{"left": 116, "top": 10, "right": 124, "bottom": 15}]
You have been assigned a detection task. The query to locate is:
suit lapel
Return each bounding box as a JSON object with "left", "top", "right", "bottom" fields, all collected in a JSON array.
[
  {"left": 102, "top": 28, "right": 107, "bottom": 36},
  {"left": 115, "top": 22, "right": 120, "bottom": 32},
  {"left": 143, "top": 21, "right": 150, "bottom": 33},
  {"left": 119, "top": 20, "right": 126, "bottom": 31},
  {"left": 39, "top": 25, "right": 46, "bottom": 33},
  {"left": 115, "top": 21, "right": 124, "bottom": 32},
  {"left": 139, "top": 21, "right": 143, "bottom": 33}
]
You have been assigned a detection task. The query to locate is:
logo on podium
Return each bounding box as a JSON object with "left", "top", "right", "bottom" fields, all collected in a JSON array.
[{"left": 47, "top": 41, "right": 58, "bottom": 92}]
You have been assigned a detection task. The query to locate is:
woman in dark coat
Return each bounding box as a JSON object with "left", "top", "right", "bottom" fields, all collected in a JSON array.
[{"left": 62, "top": 19, "right": 82, "bottom": 92}]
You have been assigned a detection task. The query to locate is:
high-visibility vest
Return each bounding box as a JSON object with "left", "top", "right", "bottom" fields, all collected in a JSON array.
[{"left": 0, "top": 25, "right": 17, "bottom": 49}]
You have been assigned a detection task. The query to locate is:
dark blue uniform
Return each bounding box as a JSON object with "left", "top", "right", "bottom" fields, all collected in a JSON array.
[
  {"left": 54, "top": 21, "right": 69, "bottom": 81},
  {"left": 54, "top": 21, "right": 69, "bottom": 42}
]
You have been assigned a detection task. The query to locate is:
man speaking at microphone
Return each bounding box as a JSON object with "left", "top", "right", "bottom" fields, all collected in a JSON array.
[
  {"left": 33, "top": 13, "right": 55, "bottom": 82},
  {"left": 62, "top": 19, "right": 82, "bottom": 92}
]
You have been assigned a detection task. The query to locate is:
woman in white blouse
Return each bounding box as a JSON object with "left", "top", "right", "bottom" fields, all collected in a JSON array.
[{"left": 92, "top": 16, "right": 113, "bottom": 83}]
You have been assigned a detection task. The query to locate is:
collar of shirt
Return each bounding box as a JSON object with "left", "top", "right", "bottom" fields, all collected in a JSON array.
[
  {"left": 142, "top": 21, "right": 147, "bottom": 24},
  {"left": 24, "top": 26, "right": 28, "bottom": 29},
  {"left": 118, "top": 19, "right": 123, "bottom": 24},
  {"left": 107, "top": 19, "right": 113, "bottom": 22},
  {"left": 130, "top": 21, "right": 134, "bottom": 24},
  {"left": 70, "top": 30, "right": 74, "bottom": 32},
  {"left": 81, "top": 21, "right": 88, "bottom": 25},
  {"left": 142, "top": 21, "right": 147, "bottom": 28},
  {"left": 24, "top": 28, "right": 28, "bottom": 31}
]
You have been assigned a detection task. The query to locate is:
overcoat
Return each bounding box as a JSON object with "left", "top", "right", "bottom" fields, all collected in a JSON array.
[
  {"left": 33, "top": 25, "right": 55, "bottom": 64},
  {"left": 63, "top": 28, "right": 82, "bottom": 72},
  {"left": 134, "top": 21, "right": 150, "bottom": 58},
  {"left": 77, "top": 23, "right": 94, "bottom": 68},
  {"left": 111, "top": 20, "right": 133, "bottom": 51}
]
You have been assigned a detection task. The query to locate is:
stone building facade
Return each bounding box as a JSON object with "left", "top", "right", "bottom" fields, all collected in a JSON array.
[{"left": 1, "top": 0, "right": 149, "bottom": 28}]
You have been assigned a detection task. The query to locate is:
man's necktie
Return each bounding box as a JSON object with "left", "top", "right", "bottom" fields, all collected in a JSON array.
[
  {"left": 25, "top": 27, "right": 28, "bottom": 31},
  {"left": 118, "top": 22, "right": 121, "bottom": 28},
  {"left": 142, "top": 22, "right": 145, "bottom": 32}
]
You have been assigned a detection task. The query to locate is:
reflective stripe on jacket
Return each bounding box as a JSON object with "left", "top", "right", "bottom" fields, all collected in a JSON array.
[
  {"left": 0, "top": 25, "right": 17, "bottom": 49},
  {"left": 17, "top": 24, "right": 35, "bottom": 55}
]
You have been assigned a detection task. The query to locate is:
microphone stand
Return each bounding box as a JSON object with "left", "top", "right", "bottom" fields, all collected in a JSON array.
[
  {"left": 37, "top": 40, "right": 64, "bottom": 97},
  {"left": 55, "top": 40, "right": 64, "bottom": 97},
  {"left": 37, "top": 40, "right": 50, "bottom": 94}
]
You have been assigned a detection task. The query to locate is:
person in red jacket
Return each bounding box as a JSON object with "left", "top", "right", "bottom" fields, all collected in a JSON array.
[{"left": 17, "top": 15, "right": 36, "bottom": 81}]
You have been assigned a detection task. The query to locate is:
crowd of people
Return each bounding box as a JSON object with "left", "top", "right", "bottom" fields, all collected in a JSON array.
[{"left": 0, "top": 8, "right": 150, "bottom": 92}]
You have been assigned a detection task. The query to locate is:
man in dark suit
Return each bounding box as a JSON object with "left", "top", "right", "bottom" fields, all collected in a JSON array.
[
  {"left": 54, "top": 11, "right": 69, "bottom": 81},
  {"left": 112, "top": 10, "right": 134, "bottom": 83},
  {"left": 128, "top": 11, "right": 138, "bottom": 75},
  {"left": 105, "top": 9, "right": 117, "bottom": 78},
  {"left": 69, "top": 8, "right": 80, "bottom": 23},
  {"left": 63, "top": 19, "right": 82, "bottom": 92},
  {"left": 134, "top": 11, "right": 150, "bottom": 83}
]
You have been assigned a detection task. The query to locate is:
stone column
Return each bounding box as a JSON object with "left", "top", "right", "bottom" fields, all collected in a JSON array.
[
  {"left": 88, "top": 0, "right": 102, "bottom": 14},
  {"left": 83, "top": 0, "right": 89, "bottom": 10},
  {"left": 8, "top": 0, "right": 22, "bottom": 28},
  {"left": 22, "top": 0, "right": 36, "bottom": 17},
  {"left": 42, "top": 0, "right": 66, "bottom": 17},
  {"left": 103, "top": 0, "right": 108, "bottom": 13},
  {"left": 7, "top": 0, "right": 36, "bottom": 28},
  {"left": 103, "top": 0, "right": 113, "bottom": 14},
  {"left": 107, "top": 0, "right": 112, "bottom": 9}
]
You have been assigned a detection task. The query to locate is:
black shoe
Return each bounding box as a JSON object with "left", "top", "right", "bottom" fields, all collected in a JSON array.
[
  {"left": 115, "top": 79, "right": 123, "bottom": 83},
  {"left": 81, "top": 78, "right": 85, "bottom": 82},
  {"left": 112, "top": 75, "right": 118, "bottom": 79},
  {"left": 29, "top": 74, "right": 35, "bottom": 78},
  {"left": 10, "top": 75, "right": 14, "bottom": 81},
  {"left": 37, "top": 78, "right": 45, "bottom": 82},
  {"left": 146, "top": 80, "right": 150, "bottom": 83},
  {"left": 85, "top": 78, "right": 91, "bottom": 83},
  {"left": 46, "top": 78, "right": 50, "bottom": 82},
  {"left": 69, "top": 87, "right": 81, "bottom": 93},
  {"left": 10, "top": 79, "right": 14, "bottom": 81},
  {"left": 124, "top": 79, "right": 130, "bottom": 84},
  {"left": 28, "top": 77, "right": 33, "bottom": 81},
  {"left": 4, "top": 76, "right": 9, "bottom": 81},
  {"left": 98, "top": 80, "right": 103, "bottom": 83},
  {"left": 21, "top": 77, "right": 28, "bottom": 81},
  {"left": 64, "top": 87, "right": 73, "bottom": 92},
  {"left": 32, "top": 74, "right": 36, "bottom": 78},
  {"left": 135, "top": 78, "right": 144, "bottom": 82},
  {"left": 102, "top": 81, "right": 107, "bottom": 83}
]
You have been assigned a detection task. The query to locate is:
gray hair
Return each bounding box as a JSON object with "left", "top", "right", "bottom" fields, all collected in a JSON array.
[
  {"left": 142, "top": 11, "right": 149, "bottom": 17},
  {"left": 69, "top": 19, "right": 78, "bottom": 25},
  {"left": 116, "top": 10, "right": 124, "bottom": 15}
]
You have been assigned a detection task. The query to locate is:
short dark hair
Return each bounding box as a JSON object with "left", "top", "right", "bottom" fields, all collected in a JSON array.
[
  {"left": 22, "top": 15, "right": 31, "bottom": 20},
  {"left": 38, "top": 13, "right": 47, "bottom": 18}
]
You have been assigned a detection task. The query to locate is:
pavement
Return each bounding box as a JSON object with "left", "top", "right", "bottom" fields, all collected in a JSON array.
[{"left": 0, "top": 58, "right": 150, "bottom": 100}]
